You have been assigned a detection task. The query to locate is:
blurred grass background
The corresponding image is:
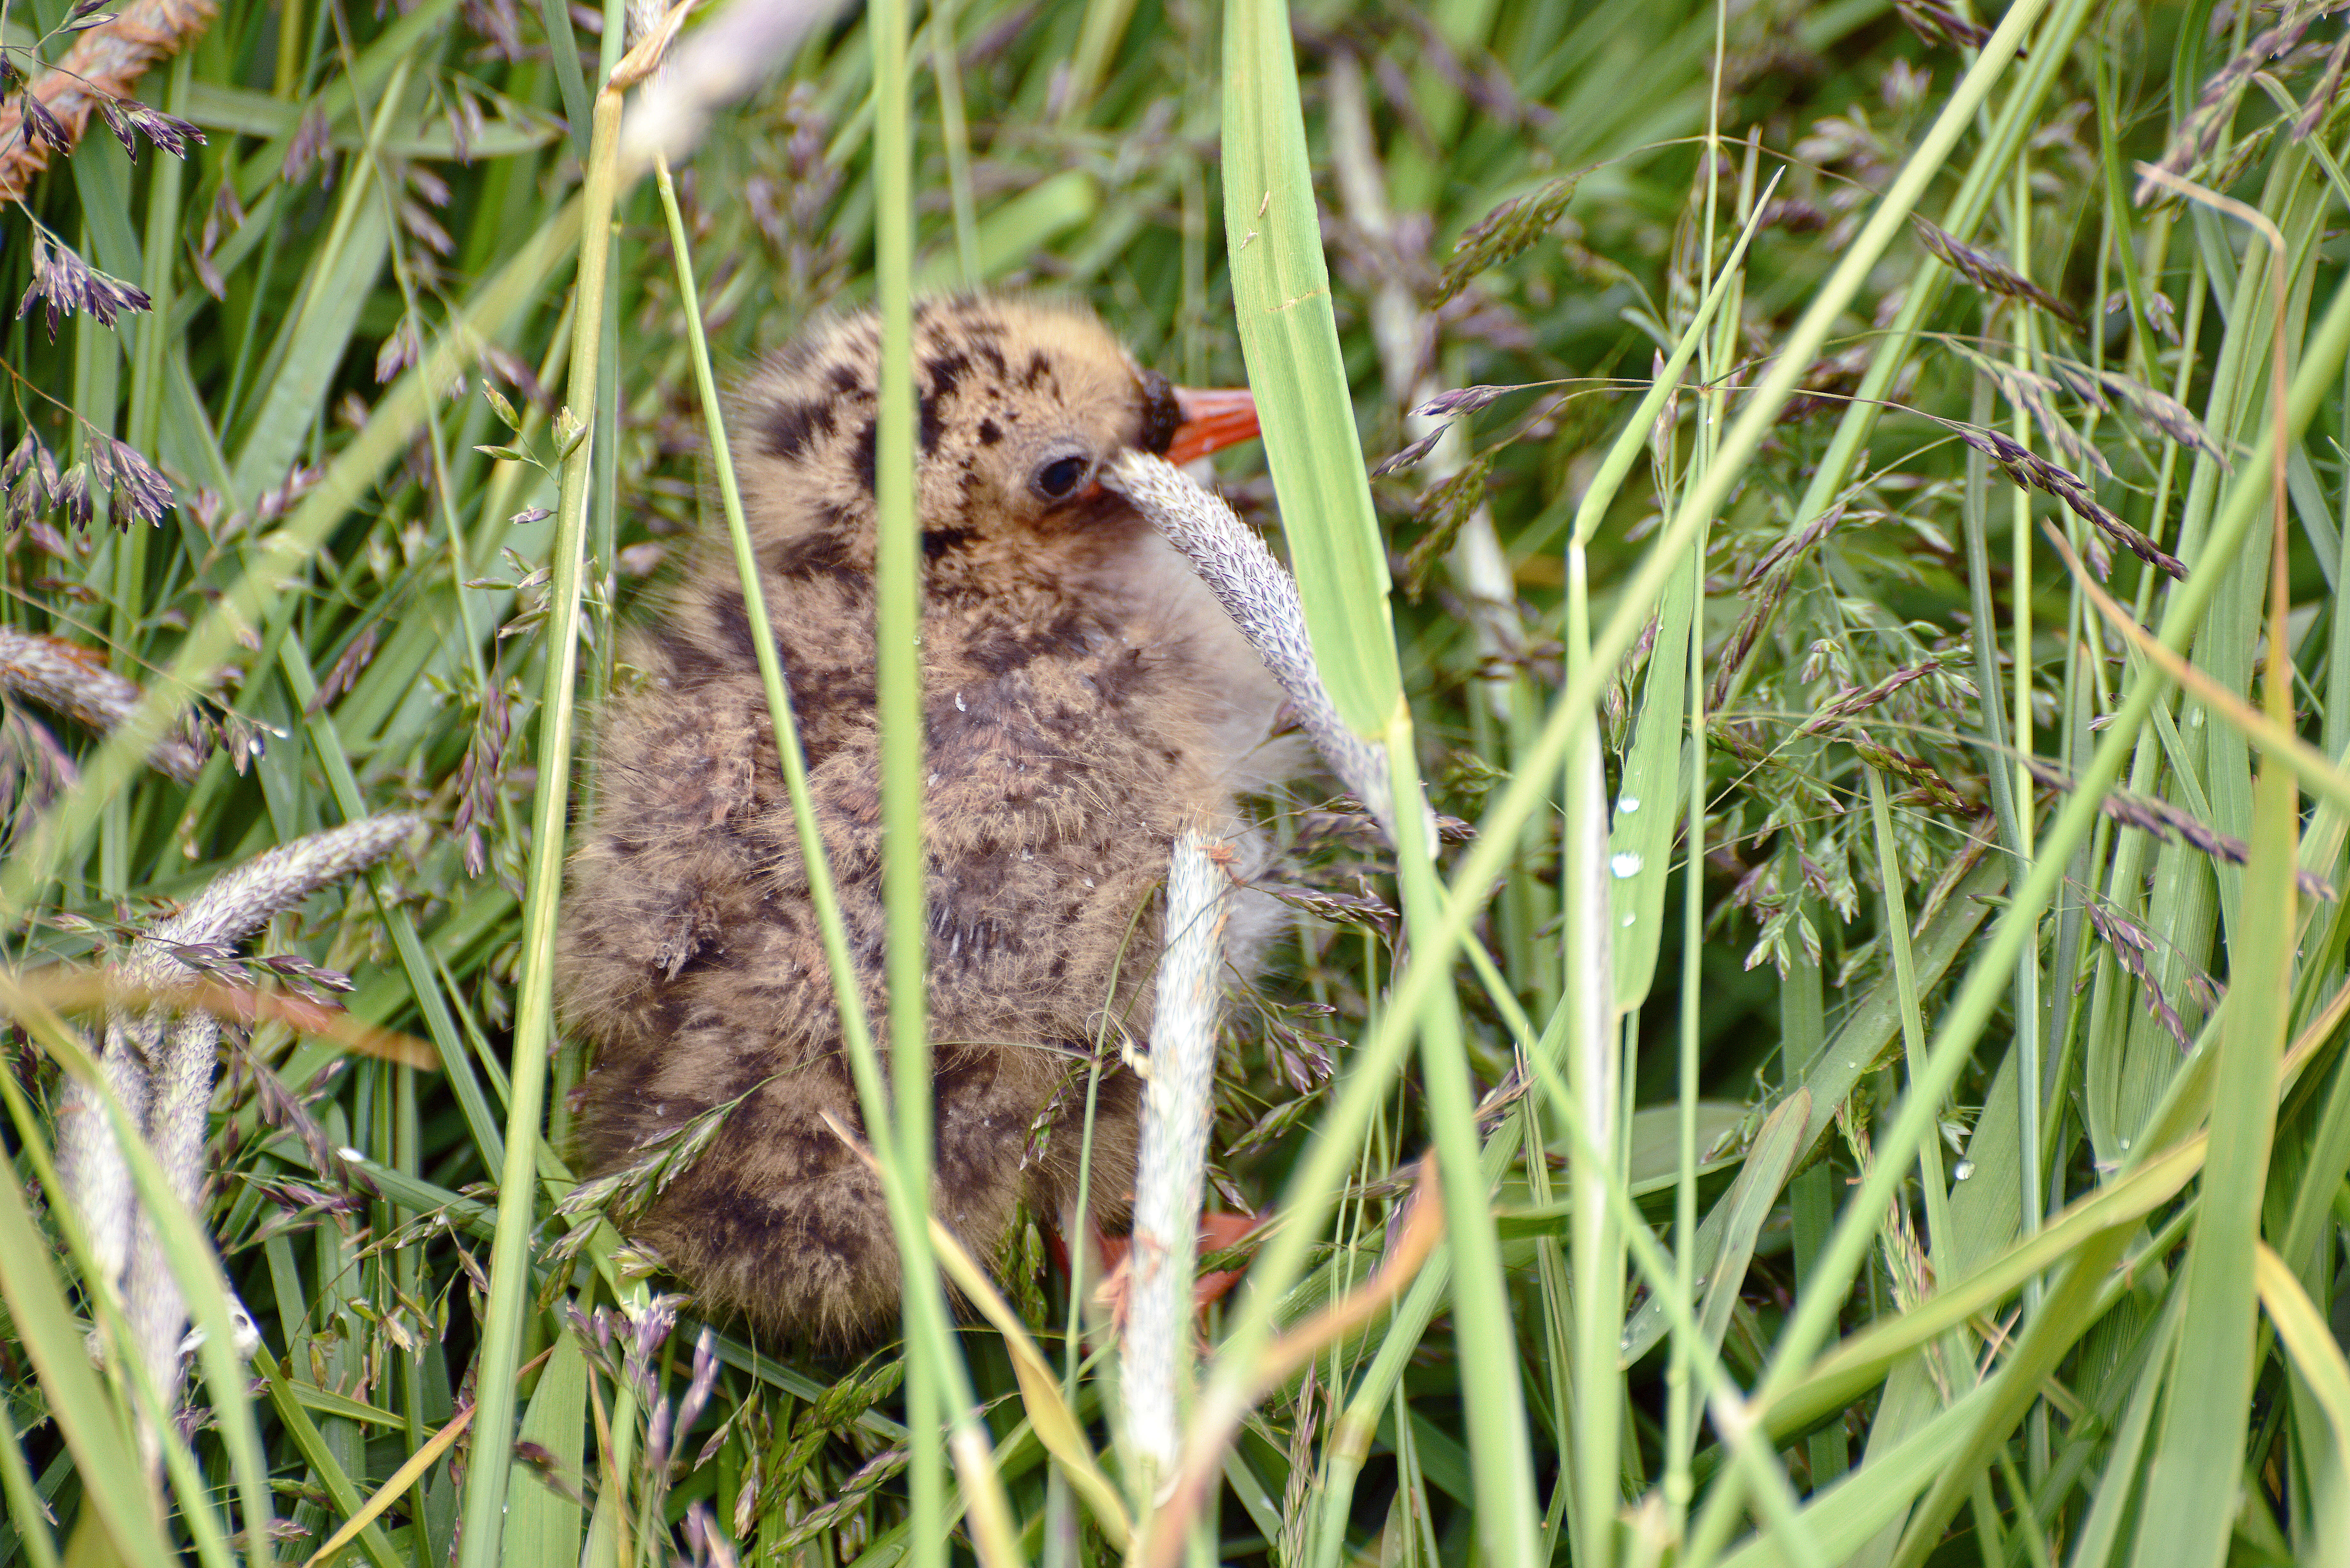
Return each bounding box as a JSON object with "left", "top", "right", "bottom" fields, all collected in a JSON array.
[{"left": 9, "top": 0, "right": 2350, "bottom": 1563}]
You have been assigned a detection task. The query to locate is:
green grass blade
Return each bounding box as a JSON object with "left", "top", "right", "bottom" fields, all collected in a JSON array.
[
  {"left": 0, "top": 1155, "right": 175, "bottom": 1568},
  {"left": 454, "top": 83, "right": 621, "bottom": 1568},
  {"left": 1220, "top": 0, "right": 1398, "bottom": 735}
]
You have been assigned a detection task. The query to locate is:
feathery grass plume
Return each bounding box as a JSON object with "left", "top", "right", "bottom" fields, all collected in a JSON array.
[
  {"left": 1122, "top": 826, "right": 1231, "bottom": 1485},
  {"left": 2295, "top": 30, "right": 2350, "bottom": 137},
  {"left": 302, "top": 626, "right": 380, "bottom": 716},
  {"left": 2024, "top": 756, "right": 2337, "bottom": 901},
  {"left": 279, "top": 106, "right": 331, "bottom": 186},
  {"left": 2080, "top": 897, "right": 2193, "bottom": 1051},
  {"left": 1953, "top": 422, "right": 2187, "bottom": 578},
  {"left": 185, "top": 177, "right": 243, "bottom": 299},
  {"left": 1756, "top": 195, "right": 1831, "bottom": 232},
  {"left": 450, "top": 675, "right": 513, "bottom": 878},
  {"left": 224, "top": 1034, "right": 364, "bottom": 1202},
  {"left": 1796, "top": 652, "right": 1971, "bottom": 735},
  {"left": 0, "top": 701, "right": 77, "bottom": 827},
  {"left": 2042, "top": 355, "right": 2231, "bottom": 465},
  {"left": 1402, "top": 453, "right": 1492, "bottom": 600},
  {"left": 1103, "top": 450, "right": 1407, "bottom": 847},
  {"left": 1371, "top": 423, "right": 1447, "bottom": 477},
  {"left": 1946, "top": 338, "right": 2112, "bottom": 478},
  {"left": 18, "top": 92, "right": 70, "bottom": 155},
  {"left": 2137, "top": 0, "right": 2323, "bottom": 203},
  {"left": 50, "top": 813, "right": 417, "bottom": 1464},
  {"left": 0, "top": 626, "right": 206, "bottom": 781},
  {"left": 1777, "top": 344, "right": 1883, "bottom": 423},
  {"left": 1432, "top": 173, "right": 1580, "bottom": 307},
  {"left": 1913, "top": 215, "right": 2085, "bottom": 329},
  {"left": 645, "top": 1327, "right": 719, "bottom": 1472},
  {"left": 1413, "top": 382, "right": 1530, "bottom": 420},
  {"left": 0, "top": 0, "right": 215, "bottom": 201},
  {"left": 1894, "top": 0, "right": 1997, "bottom": 52},
  {"left": 0, "top": 427, "right": 55, "bottom": 526},
  {"left": 1743, "top": 501, "right": 1849, "bottom": 586},
  {"left": 1708, "top": 569, "right": 1790, "bottom": 711},
  {"left": 16, "top": 226, "right": 151, "bottom": 337},
  {"left": 545, "top": 1080, "right": 768, "bottom": 1268},
  {"left": 93, "top": 93, "right": 202, "bottom": 161},
  {"left": 773, "top": 1446, "right": 911, "bottom": 1552},
  {"left": 1255, "top": 875, "right": 1398, "bottom": 934},
  {"left": 49, "top": 458, "right": 90, "bottom": 528},
  {"left": 87, "top": 432, "right": 174, "bottom": 525},
  {"left": 1377, "top": 379, "right": 1542, "bottom": 474},
  {"left": 1848, "top": 735, "right": 1973, "bottom": 811}
]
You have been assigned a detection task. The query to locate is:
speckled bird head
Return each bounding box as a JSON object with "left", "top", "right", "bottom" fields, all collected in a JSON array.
[{"left": 731, "top": 295, "right": 1242, "bottom": 585}]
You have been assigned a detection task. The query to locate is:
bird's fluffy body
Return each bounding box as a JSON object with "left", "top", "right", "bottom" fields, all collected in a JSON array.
[{"left": 558, "top": 296, "right": 1290, "bottom": 1344}]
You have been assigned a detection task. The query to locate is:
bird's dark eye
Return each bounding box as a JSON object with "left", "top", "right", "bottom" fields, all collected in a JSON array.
[{"left": 1032, "top": 455, "right": 1089, "bottom": 501}]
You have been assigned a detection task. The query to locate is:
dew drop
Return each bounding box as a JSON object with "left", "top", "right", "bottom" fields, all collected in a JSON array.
[
  {"left": 1611, "top": 851, "right": 1644, "bottom": 878},
  {"left": 1621, "top": 913, "right": 1636, "bottom": 928},
  {"left": 1953, "top": 1159, "right": 1975, "bottom": 1181},
  {"left": 1618, "top": 795, "right": 1641, "bottom": 815}
]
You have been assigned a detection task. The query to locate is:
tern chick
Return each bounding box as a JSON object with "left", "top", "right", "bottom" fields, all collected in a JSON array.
[{"left": 558, "top": 295, "right": 1289, "bottom": 1344}]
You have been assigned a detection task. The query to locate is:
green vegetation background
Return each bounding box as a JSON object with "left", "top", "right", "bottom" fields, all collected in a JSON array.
[{"left": 5, "top": 0, "right": 2350, "bottom": 1564}]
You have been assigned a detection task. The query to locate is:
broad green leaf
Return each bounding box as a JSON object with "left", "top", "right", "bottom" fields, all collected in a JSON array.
[
  {"left": 2129, "top": 734, "right": 2301, "bottom": 1568},
  {"left": 228, "top": 200, "right": 390, "bottom": 507},
  {"left": 504, "top": 1332, "right": 589, "bottom": 1568},
  {"left": 1694, "top": 1089, "right": 1808, "bottom": 1355},
  {"left": 1221, "top": 0, "right": 1397, "bottom": 735}
]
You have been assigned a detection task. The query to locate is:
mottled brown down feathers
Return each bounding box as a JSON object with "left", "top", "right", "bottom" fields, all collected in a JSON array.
[{"left": 557, "top": 296, "right": 1291, "bottom": 1344}]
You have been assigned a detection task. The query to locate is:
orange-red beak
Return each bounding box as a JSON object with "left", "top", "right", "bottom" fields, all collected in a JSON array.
[{"left": 1165, "top": 386, "right": 1260, "bottom": 465}]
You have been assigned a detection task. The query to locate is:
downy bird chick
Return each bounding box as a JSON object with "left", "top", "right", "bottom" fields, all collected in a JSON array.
[{"left": 558, "top": 295, "right": 1289, "bottom": 1345}]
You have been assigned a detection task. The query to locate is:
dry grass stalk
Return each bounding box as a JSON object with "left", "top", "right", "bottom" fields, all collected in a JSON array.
[{"left": 0, "top": 0, "right": 217, "bottom": 202}]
